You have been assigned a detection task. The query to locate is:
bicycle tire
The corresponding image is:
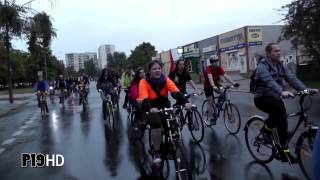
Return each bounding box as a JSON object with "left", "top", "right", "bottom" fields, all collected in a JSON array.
[
  {"left": 296, "top": 127, "right": 318, "bottom": 180},
  {"left": 173, "top": 143, "right": 190, "bottom": 180},
  {"left": 129, "top": 111, "right": 145, "bottom": 140},
  {"left": 223, "top": 103, "right": 241, "bottom": 134},
  {"left": 40, "top": 102, "right": 46, "bottom": 117},
  {"left": 244, "top": 116, "right": 275, "bottom": 163},
  {"left": 188, "top": 109, "right": 204, "bottom": 143},
  {"left": 201, "top": 100, "right": 216, "bottom": 127}
]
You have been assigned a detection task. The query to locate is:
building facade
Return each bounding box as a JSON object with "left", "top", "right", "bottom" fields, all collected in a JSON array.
[
  {"left": 98, "top": 44, "right": 115, "bottom": 69},
  {"left": 65, "top": 52, "right": 97, "bottom": 72}
]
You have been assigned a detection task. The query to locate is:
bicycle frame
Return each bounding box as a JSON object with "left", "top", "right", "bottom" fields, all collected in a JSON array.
[{"left": 210, "top": 88, "right": 230, "bottom": 119}]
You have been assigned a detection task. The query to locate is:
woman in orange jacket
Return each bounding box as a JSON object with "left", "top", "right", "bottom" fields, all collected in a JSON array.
[{"left": 137, "top": 60, "right": 191, "bottom": 165}]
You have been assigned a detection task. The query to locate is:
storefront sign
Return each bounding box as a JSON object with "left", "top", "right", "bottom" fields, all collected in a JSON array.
[
  {"left": 247, "top": 27, "right": 263, "bottom": 46},
  {"left": 219, "top": 28, "right": 245, "bottom": 50},
  {"left": 202, "top": 45, "right": 217, "bottom": 53}
]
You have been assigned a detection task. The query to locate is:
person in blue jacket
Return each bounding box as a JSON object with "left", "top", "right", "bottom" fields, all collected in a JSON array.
[{"left": 34, "top": 75, "right": 49, "bottom": 114}]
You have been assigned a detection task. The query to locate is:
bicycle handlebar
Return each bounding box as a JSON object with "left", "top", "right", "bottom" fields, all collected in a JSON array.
[
  {"left": 282, "top": 89, "right": 318, "bottom": 99},
  {"left": 145, "top": 105, "right": 196, "bottom": 115}
]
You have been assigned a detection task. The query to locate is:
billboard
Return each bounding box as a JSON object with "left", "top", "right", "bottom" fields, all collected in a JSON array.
[{"left": 247, "top": 27, "right": 263, "bottom": 46}]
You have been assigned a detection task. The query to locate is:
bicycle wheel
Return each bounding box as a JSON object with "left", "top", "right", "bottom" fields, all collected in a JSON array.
[
  {"left": 173, "top": 143, "right": 190, "bottom": 180},
  {"left": 296, "top": 128, "right": 318, "bottom": 180},
  {"left": 40, "top": 102, "right": 46, "bottom": 117},
  {"left": 244, "top": 117, "right": 275, "bottom": 163},
  {"left": 224, "top": 103, "right": 241, "bottom": 134},
  {"left": 201, "top": 100, "right": 215, "bottom": 126},
  {"left": 107, "top": 102, "right": 115, "bottom": 129},
  {"left": 129, "top": 111, "right": 145, "bottom": 140},
  {"left": 187, "top": 109, "right": 204, "bottom": 143}
]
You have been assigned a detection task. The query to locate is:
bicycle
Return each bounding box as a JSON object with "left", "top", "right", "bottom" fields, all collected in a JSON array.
[
  {"left": 147, "top": 107, "right": 190, "bottom": 180},
  {"left": 59, "top": 89, "right": 66, "bottom": 105},
  {"left": 79, "top": 85, "right": 88, "bottom": 111},
  {"left": 201, "top": 85, "right": 241, "bottom": 134},
  {"left": 244, "top": 89, "right": 318, "bottom": 180},
  {"left": 174, "top": 92, "right": 204, "bottom": 143},
  {"left": 99, "top": 90, "right": 115, "bottom": 130},
  {"left": 38, "top": 92, "right": 48, "bottom": 118},
  {"left": 127, "top": 102, "right": 147, "bottom": 140}
]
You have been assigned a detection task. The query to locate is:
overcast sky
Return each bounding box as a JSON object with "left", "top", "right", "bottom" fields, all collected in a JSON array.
[{"left": 13, "top": 0, "right": 292, "bottom": 61}]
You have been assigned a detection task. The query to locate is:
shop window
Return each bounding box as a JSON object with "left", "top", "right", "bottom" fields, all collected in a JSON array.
[{"left": 186, "top": 60, "right": 193, "bottom": 72}]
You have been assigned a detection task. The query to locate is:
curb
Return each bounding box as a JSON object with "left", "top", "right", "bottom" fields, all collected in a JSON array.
[{"left": 0, "top": 98, "right": 33, "bottom": 117}]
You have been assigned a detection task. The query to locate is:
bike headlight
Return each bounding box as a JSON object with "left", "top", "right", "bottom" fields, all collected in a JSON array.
[{"left": 49, "top": 86, "right": 53, "bottom": 90}]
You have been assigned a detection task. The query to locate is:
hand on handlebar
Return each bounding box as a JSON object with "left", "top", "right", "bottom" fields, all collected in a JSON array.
[
  {"left": 149, "top": 108, "right": 158, "bottom": 113},
  {"left": 281, "top": 91, "right": 294, "bottom": 98},
  {"left": 233, "top": 83, "right": 240, "bottom": 88},
  {"left": 184, "top": 103, "right": 192, "bottom": 110}
]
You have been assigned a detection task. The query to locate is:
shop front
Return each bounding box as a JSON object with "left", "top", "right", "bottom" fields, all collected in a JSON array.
[
  {"left": 219, "top": 28, "right": 248, "bottom": 73},
  {"left": 183, "top": 43, "right": 200, "bottom": 74}
]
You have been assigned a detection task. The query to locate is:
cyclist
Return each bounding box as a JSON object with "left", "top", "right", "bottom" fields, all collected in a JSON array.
[
  {"left": 128, "top": 67, "right": 145, "bottom": 130},
  {"left": 97, "top": 68, "right": 118, "bottom": 111},
  {"left": 254, "top": 43, "right": 317, "bottom": 162},
  {"left": 56, "top": 75, "right": 67, "bottom": 104},
  {"left": 169, "top": 58, "right": 198, "bottom": 94},
  {"left": 66, "top": 77, "right": 73, "bottom": 96},
  {"left": 122, "top": 66, "right": 134, "bottom": 109},
  {"left": 35, "top": 75, "right": 49, "bottom": 114},
  {"left": 203, "top": 55, "right": 239, "bottom": 125},
  {"left": 138, "top": 60, "right": 192, "bottom": 165},
  {"left": 78, "top": 73, "right": 90, "bottom": 104}
]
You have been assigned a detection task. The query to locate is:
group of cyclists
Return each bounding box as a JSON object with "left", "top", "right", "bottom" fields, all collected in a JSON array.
[
  {"left": 35, "top": 73, "right": 91, "bottom": 114},
  {"left": 35, "top": 42, "right": 319, "bottom": 179}
]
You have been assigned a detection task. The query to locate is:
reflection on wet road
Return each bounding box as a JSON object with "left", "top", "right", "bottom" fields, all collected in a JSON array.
[{"left": 0, "top": 82, "right": 317, "bottom": 180}]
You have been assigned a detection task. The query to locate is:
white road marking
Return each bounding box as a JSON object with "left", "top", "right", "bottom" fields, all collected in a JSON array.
[
  {"left": 25, "top": 120, "right": 33, "bottom": 125},
  {"left": 0, "top": 148, "right": 5, "bottom": 154},
  {"left": 12, "top": 130, "right": 24, "bottom": 136},
  {"left": 20, "top": 125, "right": 29, "bottom": 129},
  {"left": 2, "top": 138, "right": 16, "bottom": 145}
]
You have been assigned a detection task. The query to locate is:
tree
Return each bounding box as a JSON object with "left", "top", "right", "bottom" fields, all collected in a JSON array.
[
  {"left": 84, "top": 59, "right": 98, "bottom": 77},
  {"left": 281, "top": 0, "right": 320, "bottom": 63},
  {"left": 26, "top": 12, "right": 56, "bottom": 80},
  {"left": 0, "top": 0, "right": 25, "bottom": 103},
  {"left": 107, "top": 52, "right": 127, "bottom": 71},
  {"left": 128, "top": 42, "right": 157, "bottom": 69}
]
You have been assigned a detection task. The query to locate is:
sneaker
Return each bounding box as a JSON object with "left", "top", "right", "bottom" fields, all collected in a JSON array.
[{"left": 152, "top": 153, "right": 162, "bottom": 164}]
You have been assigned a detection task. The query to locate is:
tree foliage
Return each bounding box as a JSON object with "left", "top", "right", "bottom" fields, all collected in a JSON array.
[
  {"left": 281, "top": 0, "right": 320, "bottom": 63},
  {"left": 107, "top": 51, "right": 127, "bottom": 71},
  {"left": 128, "top": 42, "right": 157, "bottom": 69},
  {"left": 84, "top": 60, "right": 98, "bottom": 77}
]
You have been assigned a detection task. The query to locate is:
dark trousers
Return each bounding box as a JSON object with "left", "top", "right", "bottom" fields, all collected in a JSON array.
[
  {"left": 254, "top": 96, "right": 288, "bottom": 147},
  {"left": 123, "top": 90, "right": 129, "bottom": 107}
]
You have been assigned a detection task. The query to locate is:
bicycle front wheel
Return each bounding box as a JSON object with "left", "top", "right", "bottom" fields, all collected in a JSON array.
[
  {"left": 224, "top": 103, "right": 241, "bottom": 134},
  {"left": 187, "top": 109, "right": 204, "bottom": 143},
  {"left": 244, "top": 117, "right": 275, "bottom": 163},
  {"left": 201, "top": 100, "right": 215, "bottom": 126},
  {"left": 296, "top": 127, "right": 318, "bottom": 180}
]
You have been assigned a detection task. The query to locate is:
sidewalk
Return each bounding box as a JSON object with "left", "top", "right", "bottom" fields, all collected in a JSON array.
[{"left": 0, "top": 93, "right": 35, "bottom": 117}]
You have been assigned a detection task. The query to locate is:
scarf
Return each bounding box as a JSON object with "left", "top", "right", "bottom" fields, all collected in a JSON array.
[{"left": 146, "top": 73, "right": 166, "bottom": 91}]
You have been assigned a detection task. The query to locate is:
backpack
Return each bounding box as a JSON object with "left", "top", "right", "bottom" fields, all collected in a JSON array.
[{"left": 249, "top": 60, "right": 272, "bottom": 93}]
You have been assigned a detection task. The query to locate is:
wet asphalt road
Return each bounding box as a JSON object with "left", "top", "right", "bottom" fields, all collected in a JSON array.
[{"left": 0, "top": 82, "right": 319, "bottom": 180}]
